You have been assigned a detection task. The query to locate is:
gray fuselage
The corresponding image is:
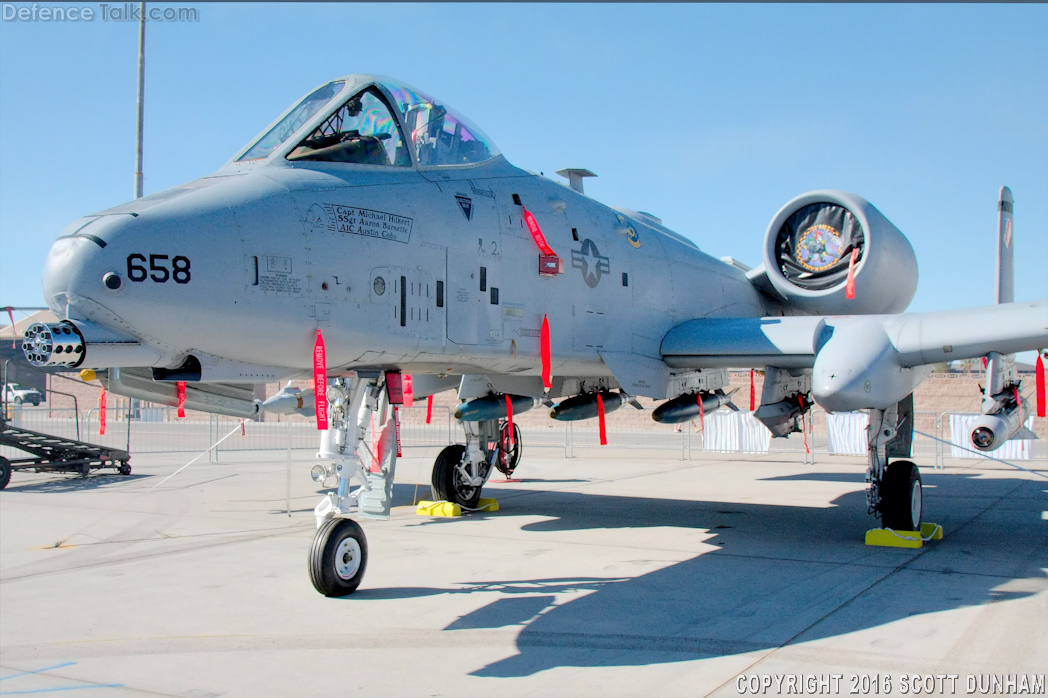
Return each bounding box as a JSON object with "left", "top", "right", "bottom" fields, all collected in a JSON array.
[{"left": 43, "top": 155, "right": 764, "bottom": 381}]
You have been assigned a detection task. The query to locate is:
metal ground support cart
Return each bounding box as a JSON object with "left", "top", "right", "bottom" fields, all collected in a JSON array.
[
  {"left": 1, "top": 361, "right": 131, "bottom": 489},
  {"left": 0, "top": 411, "right": 131, "bottom": 488}
]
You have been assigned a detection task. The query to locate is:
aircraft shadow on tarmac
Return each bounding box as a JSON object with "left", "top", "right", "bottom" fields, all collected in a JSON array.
[{"left": 364, "top": 471, "right": 1046, "bottom": 677}]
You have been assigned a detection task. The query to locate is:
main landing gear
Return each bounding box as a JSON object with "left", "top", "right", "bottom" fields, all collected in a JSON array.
[
  {"left": 865, "top": 403, "right": 923, "bottom": 532},
  {"left": 307, "top": 374, "right": 398, "bottom": 597},
  {"left": 431, "top": 418, "right": 520, "bottom": 508},
  {"left": 878, "top": 459, "right": 922, "bottom": 531}
]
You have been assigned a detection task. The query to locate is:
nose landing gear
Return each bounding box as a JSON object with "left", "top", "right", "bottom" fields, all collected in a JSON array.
[
  {"left": 309, "top": 518, "right": 368, "bottom": 597},
  {"left": 307, "top": 374, "right": 398, "bottom": 597}
]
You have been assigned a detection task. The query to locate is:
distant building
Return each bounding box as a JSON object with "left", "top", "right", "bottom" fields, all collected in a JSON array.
[{"left": 1, "top": 310, "right": 59, "bottom": 399}]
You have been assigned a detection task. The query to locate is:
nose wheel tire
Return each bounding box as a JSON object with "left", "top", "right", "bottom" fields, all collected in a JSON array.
[
  {"left": 431, "top": 443, "right": 483, "bottom": 509},
  {"left": 878, "top": 460, "right": 922, "bottom": 531},
  {"left": 309, "top": 517, "right": 368, "bottom": 597}
]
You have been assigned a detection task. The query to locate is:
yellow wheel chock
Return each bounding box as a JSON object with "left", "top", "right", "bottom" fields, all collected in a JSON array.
[
  {"left": 416, "top": 498, "right": 499, "bottom": 517},
  {"left": 865, "top": 523, "right": 943, "bottom": 548}
]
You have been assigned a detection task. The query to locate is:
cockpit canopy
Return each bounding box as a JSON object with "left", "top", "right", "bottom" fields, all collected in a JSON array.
[{"left": 236, "top": 77, "right": 500, "bottom": 168}]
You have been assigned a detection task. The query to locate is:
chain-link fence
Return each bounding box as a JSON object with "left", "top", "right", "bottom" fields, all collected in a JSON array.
[
  {"left": 4, "top": 403, "right": 1044, "bottom": 463},
  {"left": 2, "top": 405, "right": 453, "bottom": 460}
]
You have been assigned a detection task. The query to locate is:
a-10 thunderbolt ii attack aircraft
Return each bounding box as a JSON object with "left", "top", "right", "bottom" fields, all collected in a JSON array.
[{"left": 22, "top": 75, "right": 1047, "bottom": 596}]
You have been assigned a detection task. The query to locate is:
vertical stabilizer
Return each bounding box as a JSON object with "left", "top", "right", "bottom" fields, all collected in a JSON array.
[
  {"left": 996, "top": 186, "right": 1013, "bottom": 304},
  {"left": 984, "top": 187, "right": 1020, "bottom": 416}
]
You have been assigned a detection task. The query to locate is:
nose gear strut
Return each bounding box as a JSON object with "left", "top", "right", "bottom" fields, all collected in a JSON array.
[{"left": 308, "top": 373, "right": 399, "bottom": 597}]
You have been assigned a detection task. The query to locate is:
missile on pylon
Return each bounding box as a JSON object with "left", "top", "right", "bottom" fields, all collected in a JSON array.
[
  {"left": 652, "top": 389, "right": 738, "bottom": 424},
  {"left": 549, "top": 391, "right": 628, "bottom": 421},
  {"left": 454, "top": 394, "right": 539, "bottom": 422},
  {"left": 261, "top": 382, "right": 316, "bottom": 417},
  {"left": 969, "top": 396, "right": 1036, "bottom": 452}
]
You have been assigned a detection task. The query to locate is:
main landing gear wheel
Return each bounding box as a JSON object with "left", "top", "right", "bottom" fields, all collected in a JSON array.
[
  {"left": 309, "top": 517, "right": 368, "bottom": 597},
  {"left": 431, "top": 443, "right": 483, "bottom": 509},
  {"left": 0, "top": 456, "right": 11, "bottom": 490},
  {"left": 878, "top": 460, "right": 922, "bottom": 531}
]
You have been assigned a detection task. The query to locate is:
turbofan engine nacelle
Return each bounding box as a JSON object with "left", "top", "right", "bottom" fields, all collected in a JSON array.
[
  {"left": 969, "top": 398, "right": 1033, "bottom": 452},
  {"left": 763, "top": 190, "right": 917, "bottom": 315}
]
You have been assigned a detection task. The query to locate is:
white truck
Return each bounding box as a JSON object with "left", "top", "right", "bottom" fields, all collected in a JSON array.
[{"left": 3, "top": 383, "right": 42, "bottom": 406}]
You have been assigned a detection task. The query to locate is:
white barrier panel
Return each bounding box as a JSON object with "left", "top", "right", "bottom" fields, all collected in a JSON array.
[
  {"left": 739, "top": 412, "right": 772, "bottom": 453},
  {"left": 700, "top": 412, "right": 770, "bottom": 454},
  {"left": 948, "top": 413, "right": 1033, "bottom": 459},
  {"left": 827, "top": 412, "right": 868, "bottom": 455},
  {"left": 703, "top": 412, "right": 739, "bottom": 452},
  {"left": 139, "top": 408, "right": 164, "bottom": 423}
]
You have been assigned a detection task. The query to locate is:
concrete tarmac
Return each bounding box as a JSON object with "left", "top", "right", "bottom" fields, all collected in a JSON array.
[{"left": 1, "top": 446, "right": 1045, "bottom": 697}]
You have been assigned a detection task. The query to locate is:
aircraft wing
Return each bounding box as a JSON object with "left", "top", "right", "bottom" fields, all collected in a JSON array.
[{"left": 660, "top": 300, "right": 1048, "bottom": 370}]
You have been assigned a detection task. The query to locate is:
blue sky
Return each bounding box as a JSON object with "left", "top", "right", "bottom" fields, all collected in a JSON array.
[{"left": 2, "top": 3, "right": 1046, "bottom": 325}]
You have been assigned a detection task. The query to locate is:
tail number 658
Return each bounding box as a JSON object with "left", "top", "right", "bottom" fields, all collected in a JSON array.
[{"left": 127, "top": 254, "right": 191, "bottom": 284}]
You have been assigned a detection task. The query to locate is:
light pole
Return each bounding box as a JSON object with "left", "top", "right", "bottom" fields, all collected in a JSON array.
[{"left": 133, "top": 2, "right": 145, "bottom": 199}]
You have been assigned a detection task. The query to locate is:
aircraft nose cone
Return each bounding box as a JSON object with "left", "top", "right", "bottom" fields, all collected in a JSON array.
[
  {"left": 43, "top": 217, "right": 132, "bottom": 315},
  {"left": 43, "top": 237, "right": 99, "bottom": 313}
]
